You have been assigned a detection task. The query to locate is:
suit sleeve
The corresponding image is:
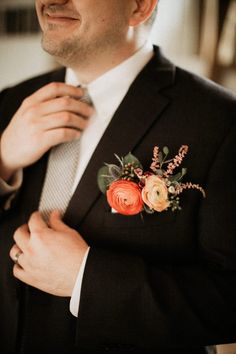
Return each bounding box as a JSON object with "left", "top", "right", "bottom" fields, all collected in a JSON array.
[
  {"left": 0, "top": 88, "right": 11, "bottom": 131},
  {"left": 75, "top": 121, "right": 236, "bottom": 351},
  {"left": 0, "top": 88, "right": 24, "bottom": 212}
]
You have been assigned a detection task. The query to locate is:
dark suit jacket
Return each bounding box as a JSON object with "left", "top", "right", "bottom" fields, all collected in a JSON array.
[{"left": 0, "top": 47, "right": 236, "bottom": 354}]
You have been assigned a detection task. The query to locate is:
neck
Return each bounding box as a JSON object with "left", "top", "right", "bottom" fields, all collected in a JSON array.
[{"left": 66, "top": 32, "right": 149, "bottom": 84}]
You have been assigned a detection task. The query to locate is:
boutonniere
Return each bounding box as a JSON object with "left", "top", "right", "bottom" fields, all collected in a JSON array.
[{"left": 97, "top": 145, "right": 205, "bottom": 216}]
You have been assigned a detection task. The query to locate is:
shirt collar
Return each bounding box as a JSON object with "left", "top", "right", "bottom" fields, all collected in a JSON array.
[{"left": 65, "top": 40, "right": 154, "bottom": 120}]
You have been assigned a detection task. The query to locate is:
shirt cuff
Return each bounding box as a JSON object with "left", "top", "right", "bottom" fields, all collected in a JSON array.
[
  {"left": 0, "top": 169, "right": 23, "bottom": 210},
  {"left": 69, "top": 247, "right": 90, "bottom": 317},
  {"left": 0, "top": 169, "right": 23, "bottom": 196}
]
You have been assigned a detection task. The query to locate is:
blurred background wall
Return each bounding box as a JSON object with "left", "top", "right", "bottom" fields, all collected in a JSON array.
[{"left": 0, "top": 0, "right": 236, "bottom": 91}]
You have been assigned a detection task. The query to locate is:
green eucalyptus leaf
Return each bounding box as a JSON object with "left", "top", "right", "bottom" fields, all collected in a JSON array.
[
  {"left": 156, "top": 169, "right": 163, "bottom": 176},
  {"left": 123, "top": 152, "right": 142, "bottom": 167},
  {"left": 114, "top": 154, "right": 124, "bottom": 167},
  {"left": 158, "top": 151, "right": 163, "bottom": 163},
  {"left": 169, "top": 172, "right": 182, "bottom": 182},
  {"left": 163, "top": 146, "right": 169, "bottom": 155},
  {"left": 108, "top": 164, "right": 122, "bottom": 179},
  {"left": 97, "top": 166, "right": 112, "bottom": 194},
  {"left": 182, "top": 167, "right": 187, "bottom": 176}
]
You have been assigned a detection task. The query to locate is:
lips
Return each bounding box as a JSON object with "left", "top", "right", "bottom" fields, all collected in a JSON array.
[
  {"left": 45, "top": 12, "right": 79, "bottom": 22},
  {"left": 46, "top": 12, "right": 78, "bottom": 20},
  {"left": 42, "top": 5, "right": 80, "bottom": 22}
]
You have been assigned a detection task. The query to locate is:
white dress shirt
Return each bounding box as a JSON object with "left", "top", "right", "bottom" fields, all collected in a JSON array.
[
  {"left": 68, "top": 41, "right": 154, "bottom": 317},
  {"left": 0, "top": 40, "right": 154, "bottom": 317}
]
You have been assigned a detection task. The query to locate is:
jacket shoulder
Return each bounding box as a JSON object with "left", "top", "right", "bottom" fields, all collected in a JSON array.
[
  {"left": 174, "top": 66, "right": 236, "bottom": 108},
  {"left": 164, "top": 65, "right": 236, "bottom": 132}
]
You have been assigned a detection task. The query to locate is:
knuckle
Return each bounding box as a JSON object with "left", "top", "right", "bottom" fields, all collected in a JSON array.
[
  {"left": 30, "top": 211, "right": 39, "bottom": 220},
  {"left": 49, "top": 82, "right": 60, "bottom": 90},
  {"left": 61, "top": 96, "right": 71, "bottom": 108},
  {"left": 48, "top": 82, "right": 61, "bottom": 95},
  {"left": 21, "top": 96, "right": 31, "bottom": 109},
  {"left": 9, "top": 247, "right": 15, "bottom": 258},
  {"left": 25, "top": 105, "right": 36, "bottom": 119},
  {"left": 61, "top": 111, "right": 72, "bottom": 124},
  {"left": 13, "top": 225, "right": 24, "bottom": 240},
  {"left": 32, "top": 230, "right": 43, "bottom": 239}
]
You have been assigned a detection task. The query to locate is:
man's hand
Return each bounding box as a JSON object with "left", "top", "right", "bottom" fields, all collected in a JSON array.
[
  {"left": 9, "top": 211, "right": 89, "bottom": 297},
  {"left": 0, "top": 83, "right": 94, "bottom": 181}
]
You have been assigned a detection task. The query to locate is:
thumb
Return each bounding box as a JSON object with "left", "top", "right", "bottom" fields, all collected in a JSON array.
[
  {"left": 28, "top": 211, "right": 48, "bottom": 233},
  {"left": 49, "top": 210, "right": 72, "bottom": 232}
]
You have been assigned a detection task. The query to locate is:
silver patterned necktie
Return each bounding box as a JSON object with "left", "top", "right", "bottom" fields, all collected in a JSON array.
[{"left": 39, "top": 88, "right": 92, "bottom": 221}]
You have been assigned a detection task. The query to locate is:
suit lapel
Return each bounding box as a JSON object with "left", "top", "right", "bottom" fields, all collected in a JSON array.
[{"left": 63, "top": 47, "right": 176, "bottom": 228}]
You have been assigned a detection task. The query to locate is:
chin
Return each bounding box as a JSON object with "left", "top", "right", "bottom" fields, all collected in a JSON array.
[{"left": 41, "top": 36, "right": 78, "bottom": 67}]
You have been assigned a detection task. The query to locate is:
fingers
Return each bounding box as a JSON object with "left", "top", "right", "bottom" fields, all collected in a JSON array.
[
  {"left": 0, "top": 82, "right": 94, "bottom": 174},
  {"left": 36, "top": 95, "right": 94, "bottom": 119},
  {"left": 40, "top": 111, "right": 89, "bottom": 132},
  {"left": 44, "top": 127, "right": 82, "bottom": 147},
  {"left": 13, "top": 224, "right": 30, "bottom": 252},
  {"left": 10, "top": 223, "right": 30, "bottom": 269},
  {"left": 9, "top": 244, "right": 23, "bottom": 264},
  {"left": 22, "top": 84, "right": 94, "bottom": 149},
  {"left": 28, "top": 211, "right": 48, "bottom": 233},
  {"left": 22, "top": 82, "right": 84, "bottom": 109},
  {"left": 48, "top": 210, "right": 73, "bottom": 232}
]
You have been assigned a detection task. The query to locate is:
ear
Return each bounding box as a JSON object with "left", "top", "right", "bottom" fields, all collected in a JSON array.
[{"left": 129, "top": 0, "right": 158, "bottom": 27}]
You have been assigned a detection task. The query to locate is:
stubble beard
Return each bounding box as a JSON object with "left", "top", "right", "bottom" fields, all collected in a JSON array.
[
  {"left": 41, "top": 31, "right": 84, "bottom": 68},
  {"left": 41, "top": 23, "right": 127, "bottom": 70}
]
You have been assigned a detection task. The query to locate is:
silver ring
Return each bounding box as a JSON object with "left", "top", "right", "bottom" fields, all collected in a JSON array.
[{"left": 13, "top": 250, "right": 23, "bottom": 265}]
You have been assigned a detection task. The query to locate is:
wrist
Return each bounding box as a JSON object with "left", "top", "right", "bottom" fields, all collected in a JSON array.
[{"left": 0, "top": 158, "right": 18, "bottom": 182}]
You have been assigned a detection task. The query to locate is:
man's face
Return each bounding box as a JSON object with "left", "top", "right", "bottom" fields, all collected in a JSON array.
[{"left": 35, "top": 0, "right": 132, "bottom": 66}]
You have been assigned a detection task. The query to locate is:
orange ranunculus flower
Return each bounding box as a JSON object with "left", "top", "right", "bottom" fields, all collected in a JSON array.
[
  {"left": 142, "top": 175, "right": 170, "bottom": 212},
  {"left": 107, "top": 180, "right": 143, "bottom": 215}
]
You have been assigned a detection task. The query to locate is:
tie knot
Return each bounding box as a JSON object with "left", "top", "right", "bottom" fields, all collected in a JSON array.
[{"left": 80, "top": 86, "right": 93, "bottom": 105}]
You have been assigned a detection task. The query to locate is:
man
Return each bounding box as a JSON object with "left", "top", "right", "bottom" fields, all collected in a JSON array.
[{"left": 0, "top": 0, "right": 236, "bottom": 353}]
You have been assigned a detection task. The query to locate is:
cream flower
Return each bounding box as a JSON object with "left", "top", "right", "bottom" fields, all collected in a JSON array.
[{"left": 142, "top": 175, "right": 170, "bottom": 212}]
